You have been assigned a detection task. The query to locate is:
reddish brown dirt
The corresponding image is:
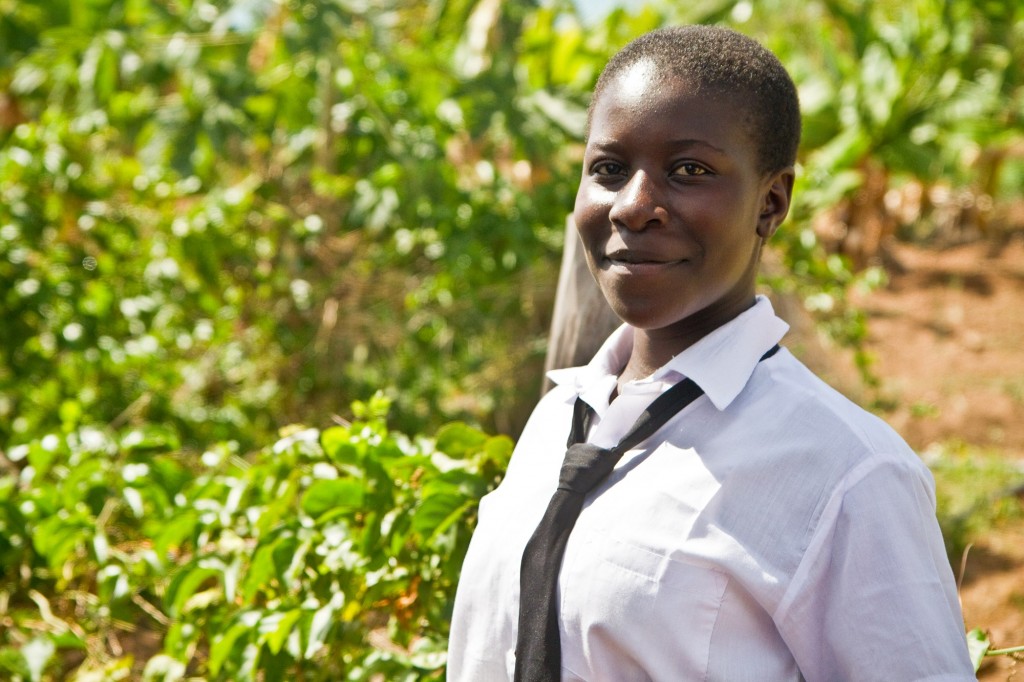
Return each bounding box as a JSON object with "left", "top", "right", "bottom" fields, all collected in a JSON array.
[
  {"left": 860, "top": 239, "right": 1024, "bottom": 453},
  {"left": 853, "top": 237, "right": 1024, "bottom": 680}
]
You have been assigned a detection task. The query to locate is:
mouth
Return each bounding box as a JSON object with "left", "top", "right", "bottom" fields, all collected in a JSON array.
[{"left": 604, "top": 249, "right": 686, "bottom": 269}]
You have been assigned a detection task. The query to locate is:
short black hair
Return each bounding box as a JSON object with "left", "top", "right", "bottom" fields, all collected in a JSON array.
[{"left": 589, "top": 25, "right": 801, "bottom": 175}]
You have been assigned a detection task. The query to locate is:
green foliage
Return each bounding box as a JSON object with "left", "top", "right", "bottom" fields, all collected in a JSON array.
[
  {"left": 0, "top": 0, "right": 587, "bottom": 449},
  {"left": 926, "top": 441, "right": 1024, "bottom": 561},
  {"left": 967, "top": 627, "right": 992, "bottom": 672},
  {"left": 714, "top": 0, "right": 1023, "bottom": 383},
  {"left": 967, "top": 627, "right": 1024, "bottom": 673},
  {"left": 4, "top": 0, "right": 1022, "bottom": 447},
  {"left": 0, "top": 395, "right": 513, "bottom": 680}
]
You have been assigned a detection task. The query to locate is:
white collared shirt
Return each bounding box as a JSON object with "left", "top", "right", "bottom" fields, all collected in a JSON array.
[{"left": 447, "top": 297, "right": 975, "bottom": 681}]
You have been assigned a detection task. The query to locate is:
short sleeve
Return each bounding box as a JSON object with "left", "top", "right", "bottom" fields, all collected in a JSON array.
[{"left": 774, "top": 454, "right": 975, "bottom": 682}]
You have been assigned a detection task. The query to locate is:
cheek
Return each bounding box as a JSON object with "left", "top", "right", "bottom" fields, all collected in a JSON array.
[
  {"left": 573, "top": 185, "right": 610, "bottom": 234},
  {"left": 572, "top": 190, "right": 592, "bottom": 221}
]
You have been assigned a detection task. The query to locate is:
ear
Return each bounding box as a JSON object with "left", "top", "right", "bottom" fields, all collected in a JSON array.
[{"left": 756, "top": 167, "right": 795, "bottom": 239}]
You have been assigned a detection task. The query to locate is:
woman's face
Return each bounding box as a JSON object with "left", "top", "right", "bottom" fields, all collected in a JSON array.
[{"left": 574, "top": 60, "right": 793, "bottom": 337}]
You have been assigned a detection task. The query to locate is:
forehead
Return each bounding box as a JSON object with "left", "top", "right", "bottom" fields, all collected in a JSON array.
[
  {"left": 590, "top": 60, "right": 747, "bottom": 135},
  {"left": 592, "top": 59, "right": 753, "bottom": 125},
  {"left": 608, "top": 60, "right": 664, "bottom": 105},
  {"left": 590, "top": 61, "right": 689, "bottom": 126},
  {"left": 586, "top": 60, "right": 760, "bottom": 166}
]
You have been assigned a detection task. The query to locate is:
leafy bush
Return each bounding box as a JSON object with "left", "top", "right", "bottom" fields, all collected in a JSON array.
[
  {"left": 0, "top": 0, "right": 584, "bottom": 449},
  {"left": 4, "top": 0, "right": 1022, "bottom": 449},
  {"left": 0, "top": 395, "right": 512, "bottom": 681}
]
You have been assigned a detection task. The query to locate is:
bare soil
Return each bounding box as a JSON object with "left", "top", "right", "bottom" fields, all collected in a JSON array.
[{"left": 852, "top": 237, "right": 1024, "bottom": 680}]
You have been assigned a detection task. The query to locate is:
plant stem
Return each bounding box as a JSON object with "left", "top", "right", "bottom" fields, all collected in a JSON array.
[{"left": 988, "top": 644, "right": 1024, "bottom": 656}]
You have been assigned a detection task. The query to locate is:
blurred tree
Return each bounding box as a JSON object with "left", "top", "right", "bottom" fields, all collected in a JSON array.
[
  {"left": 1, "top": 0, "right": 1021, "bottom": 446},
  {"left": 0, "top": 0, "right": 588, "bottom": 447}
]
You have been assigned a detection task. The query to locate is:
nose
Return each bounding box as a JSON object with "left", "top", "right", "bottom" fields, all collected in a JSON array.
[{"left": 608, "top": 170, "right": 668, "bottom": 231}]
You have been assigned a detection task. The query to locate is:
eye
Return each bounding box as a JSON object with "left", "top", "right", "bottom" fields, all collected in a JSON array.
[
  {"left": 591, "top": 160, "right": 625, "bottom": 177},
  {"left": 672, "top": 162, "right": 710, "bottom": 177}
]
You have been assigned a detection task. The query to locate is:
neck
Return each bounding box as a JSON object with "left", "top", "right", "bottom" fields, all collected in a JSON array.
[{"left": 618, "top": 294, "right": 757, "bottom": 386}]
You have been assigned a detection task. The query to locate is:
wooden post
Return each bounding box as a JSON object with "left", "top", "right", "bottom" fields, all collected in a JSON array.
[{"left": 542, "top": 216, "right": 622, "bottom": 392}]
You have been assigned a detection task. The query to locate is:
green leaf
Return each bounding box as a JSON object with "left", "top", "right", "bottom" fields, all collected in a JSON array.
[
  {"left": 0, "top": 647, "right": 30, "bottom": 678},
  {"left": 483, "top": 434, "right": 514, "bottom": 464},
  {"left": 120, "top": 426, "right": 180, "bottom": 454},
  {"left": 258, "top": 609, "right": 303, "bottom": 655},
  {"left": 320, "top": 426, "right": 354, "bottom": 462},
  {"left": 255, "top": 472, "right": 302, "bottom": 536},
  {"left": 301, "top": 479, "right": 365, "bottom": 518},
  {"left": 32, "top": 516, "right": 91, "bottom": 572},
  {"left": 141, "top": 654, "right": 186, "bottom": 682},
  {"left": 966, "top": 628, "right": 991, "bottom": 672},
  {"left": 149, "top": 456, "right": 192, "bottom": 501},
  {"left": 241, "top": 542, "right": 278, "bottom": 602},
  {"left": 164, "top": 565, "right": 219, "bottom": 618},
  {"left": 413, "top": 493, "right": 474, "bottom": 542},
  {"left": 305, "top": 594, "right": 343, "bottom": 659},
  {"left": 153, "top": 510, "right": 198, "bottom": 560},
  {"left": 26, "top": 438, "right": 60, "bottom": 478},
  {"left": 422, "top": 470, "right": 483, "bottom": 500},
  {"left": 434, "top": 422, "right": 488, "bottom": 459},
  {"left": 209, "top": 614, "right": 259, "bottom": 676}
]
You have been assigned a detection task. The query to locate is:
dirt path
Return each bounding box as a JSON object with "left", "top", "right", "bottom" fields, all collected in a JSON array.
[
  {"left": 853, "top": 237, "right": 1024, "bottom": 680},
  {"left": 859, "top": 239, "right": 1024, "bottom": 454}
]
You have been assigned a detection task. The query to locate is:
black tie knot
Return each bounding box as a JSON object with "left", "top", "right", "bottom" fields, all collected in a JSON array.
[{"left": 558, "top": 442, "right": 616, "bottom": 494}]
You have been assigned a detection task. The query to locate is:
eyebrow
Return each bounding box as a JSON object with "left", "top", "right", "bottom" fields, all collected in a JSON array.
[
  {"left": 668, "top": 138, "right": 728, "bottom": 155},
  {"left": 587, "top": 137, "right": 728, "bottom": 155}
]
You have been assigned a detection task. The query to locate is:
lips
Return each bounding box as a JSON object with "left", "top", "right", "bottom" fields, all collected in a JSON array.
[{"left": 604, "top": 248, "right": 685, "bottom": 269}]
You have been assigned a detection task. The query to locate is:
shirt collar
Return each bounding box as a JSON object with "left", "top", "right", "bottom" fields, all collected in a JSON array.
[{"left": 546, "top": 296, "right": 789, "bottom": 412}]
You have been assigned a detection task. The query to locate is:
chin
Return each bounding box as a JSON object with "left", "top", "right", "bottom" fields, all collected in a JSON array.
[{"left": 606, "top": 299, "right": 698, "bottom": 331}]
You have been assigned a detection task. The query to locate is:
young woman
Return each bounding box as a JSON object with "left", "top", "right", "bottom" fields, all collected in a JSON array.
[{"left": 448, "top": 25, "right": 975, "bottom": 682}]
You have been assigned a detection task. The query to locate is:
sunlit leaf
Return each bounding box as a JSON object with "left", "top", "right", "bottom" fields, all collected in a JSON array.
[
  {"left": 141, "top": 654, "right": 186, "bottom": 682},
  {"left": 301, "top": 478, "right": 365, "bottom": 518},
  {"left": 434, "top": 422, "right": 488, "bottom": 459},
  {"left": 164, "top": 565, "right": 220, "bottom": 618},
  {"left": 209, "top": 618, "right": 254, "bottom": 676},
  {"left": 258, "top": 609, "right": 303, "bottom": 655},
  {"left": 305, "top": 594, "right": 344, "bottom": 660},
  {"left": 120, "top": 426, "right": 181, "bottom": 454},
  {"left": 413, "top": 492, "right": 474, "bottom": 542},
  {"left": 966, "top": 628, "right": 991, "bottom": 672}
]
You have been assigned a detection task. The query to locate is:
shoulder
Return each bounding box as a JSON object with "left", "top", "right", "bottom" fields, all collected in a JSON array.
[
  {"left": 739, "top": 347, "right": 920, "bottom": 468},
  {"left": 673, "top": 348, "right": 934, "bottom": 589},
  {"left": 749, "top": 356, "right": 973, "bottom": 679}
]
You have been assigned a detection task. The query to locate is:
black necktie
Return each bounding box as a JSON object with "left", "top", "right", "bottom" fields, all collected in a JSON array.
[{"left": 514, "top": 345, "right": 780, "bottom": 681}]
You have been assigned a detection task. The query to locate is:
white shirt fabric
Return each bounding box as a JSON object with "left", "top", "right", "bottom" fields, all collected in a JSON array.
[{"left": 447, "top": 297, "right": 975, "bottom": 681}]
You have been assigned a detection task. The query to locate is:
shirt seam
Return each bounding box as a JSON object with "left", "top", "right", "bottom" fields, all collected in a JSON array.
[
  {"left": 701, "top": 580, "right": 729, "bottom": 682},
  {"left": 771, "top": 451, "right": 914, "bottom": 623}
]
